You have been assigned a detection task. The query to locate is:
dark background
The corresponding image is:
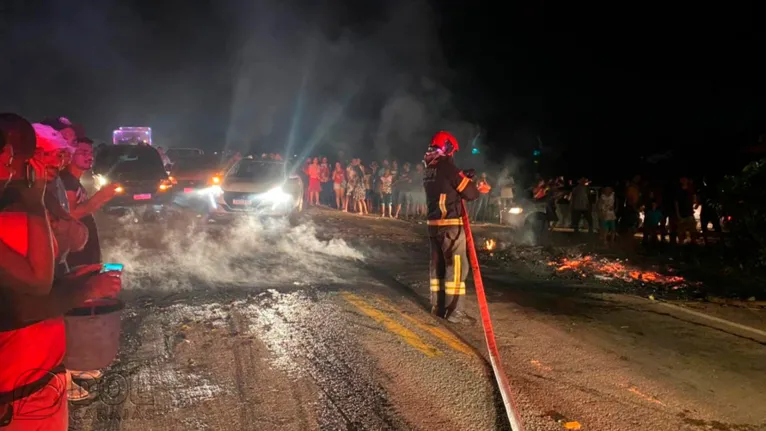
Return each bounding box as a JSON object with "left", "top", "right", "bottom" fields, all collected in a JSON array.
[{"left": 1, "top": 0, "right": 764, "bottom": 182}]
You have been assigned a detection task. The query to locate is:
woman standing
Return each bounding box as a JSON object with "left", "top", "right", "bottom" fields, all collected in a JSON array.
[
  {"left": 344, "top": 170, "right": 357, "bottom": 213},
  {"left": 355, "top": 164, "right": 368, "bottom": 215},
  {"left": 332, "top": 162, "right": 345, "bottom": 210},
  {"left": 307, "top": 158, "right": 321, "bottom": 206}
]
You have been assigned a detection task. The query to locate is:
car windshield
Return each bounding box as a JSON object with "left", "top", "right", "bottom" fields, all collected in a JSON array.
[
  {"left": 229, "top": 161, "right": 286, "bottom": 181},
  {"left": 93, "top": 145, "right": 166, "bottom": 179},
  {"left": 167, "top": 149, "right": 201, "bottom": 159},
  {"left": 172, "top": 156, "right": 221, "bottom": 173}
]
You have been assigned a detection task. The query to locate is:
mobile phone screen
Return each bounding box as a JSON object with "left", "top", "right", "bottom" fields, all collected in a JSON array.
[{"left": 101, "top": 263, "right": 124, "bottom": 273}]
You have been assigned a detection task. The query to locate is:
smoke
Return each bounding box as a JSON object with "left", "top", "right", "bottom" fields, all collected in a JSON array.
[
  {"left": 223, "top": 0, "right": 478, "bottom": 163},
  {"left": 102, "top": 215, "right": 364, "bottom": 293},
  {"left": 1, "top": 0, "right": 481, "bottom": 161}
]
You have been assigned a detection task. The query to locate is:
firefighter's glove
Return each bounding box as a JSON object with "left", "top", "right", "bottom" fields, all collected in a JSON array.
[{"left": 463, "top": 169, "right": 476, "bottom": 179}]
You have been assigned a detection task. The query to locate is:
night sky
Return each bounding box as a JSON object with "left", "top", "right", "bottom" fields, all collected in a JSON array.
[{"left": 1, "top": 1, "right": 764, "bottom": 181}]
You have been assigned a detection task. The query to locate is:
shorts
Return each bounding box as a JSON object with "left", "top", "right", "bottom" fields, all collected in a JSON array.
[
  {"left": 366, "top": 190, "right": 374, "bottom": 200},
  {"left": 413, "top": 192, "right": 426, "bottom": 206},
  {"left": 381, "top": 193, "right": 393, "bottom": 205},
  {"left": 333, "top": 183, "right": 343, "bottom": 191},
  {"left": 601, "top": 219, "right": 616, "bottom": 232},
  {"left": 397, "top": 191, "right": 410, "bottom": 206}
]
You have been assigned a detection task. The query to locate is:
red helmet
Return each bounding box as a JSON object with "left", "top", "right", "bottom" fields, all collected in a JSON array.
[{"left": 430, "top": 131, "right": 459, "bottom": 156}]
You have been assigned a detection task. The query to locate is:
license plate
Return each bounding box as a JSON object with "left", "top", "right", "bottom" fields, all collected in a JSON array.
[
  {"left": 232, "top": 199, "right": 249, "bottom": 205},
  {"left": 133, "top": 194, "right": 152, "bottom": 201},
  {"left": 184, "top": 188, "right": 193, "bottom": 193}
]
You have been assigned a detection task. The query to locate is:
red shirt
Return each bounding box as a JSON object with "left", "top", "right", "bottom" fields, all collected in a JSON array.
[
  {"left": 333, "top": 170, "right": 345, "bottom": 184},
  {"left": 0, "top": 212, "right": 65, "bottom": 393}
]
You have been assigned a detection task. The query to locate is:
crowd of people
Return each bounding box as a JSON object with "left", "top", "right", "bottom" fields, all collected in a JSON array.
[
  {"left": 299, "top": 157, "right": 428, "bottom": 218},
  {"left": 298, "top": 156, "right": 494, "bottom": 220},
  {"left": 530, "top": 174, "right": 724, "bottom": 247},
  {"left": 0, "top": 113, "right": 121, "bottom": 430}
]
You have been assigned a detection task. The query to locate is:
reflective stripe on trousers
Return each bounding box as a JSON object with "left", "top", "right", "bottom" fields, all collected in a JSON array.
[{"left": 428, "top": 225, "right": 469, "bottom": 315}]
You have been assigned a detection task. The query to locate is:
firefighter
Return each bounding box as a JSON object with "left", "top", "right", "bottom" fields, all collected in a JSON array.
[{"left": 423, "top": 131, "right": 480, "bottom": 323}]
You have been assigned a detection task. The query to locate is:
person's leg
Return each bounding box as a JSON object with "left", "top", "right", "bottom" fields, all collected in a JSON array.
[
  {"left": 572, "top": 210, "right": 582, "bottom": 232},
  {"left": 473, "top": 196, "right": 483, "bottom": 221},
  {"left": 429, "top": 234, "right": 446, "bottom": 316},
  {"left": 444, "top": 226, "right": 469, "bottom": 321}
]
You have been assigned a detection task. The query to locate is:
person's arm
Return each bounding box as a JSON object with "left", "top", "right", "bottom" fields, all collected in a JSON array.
[
  {"left": 453, "top": 167, "right": 480, "bottom": 201},
  {"left": 0, "top": 211, "right": 55, "bottom": 296},
  {"left": 67, "top": 185, "right": 117, "bottom": 220},
  {"left": 0, "top": 168, "right": 55, "bottom": 296},
  {"left": 4, "top": 266, "right": 120, "bottom": 326}
]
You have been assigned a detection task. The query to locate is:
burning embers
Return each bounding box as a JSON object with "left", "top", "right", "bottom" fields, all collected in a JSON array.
[
  {"left": 549, "top": 255, "right": 689, "bottom": 289},
  {"left": 484, "top": 239, "right": 497, "bottom": 251}
]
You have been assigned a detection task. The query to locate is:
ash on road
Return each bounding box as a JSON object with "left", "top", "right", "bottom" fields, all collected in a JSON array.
[{"left": 69, "top": 209, "right": 766, "bottom": 431}]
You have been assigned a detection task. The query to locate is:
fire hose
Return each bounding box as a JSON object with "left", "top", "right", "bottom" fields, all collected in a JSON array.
[{"left": 461, "top": 201, "right": 526, "bottom": 431}]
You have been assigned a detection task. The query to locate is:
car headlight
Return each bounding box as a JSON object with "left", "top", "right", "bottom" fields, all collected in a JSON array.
[
  {"left": 261, "top": 186, "right": 291, "bottom": 203},
  {"left": 93, "top": 174, "right": 109, "bottom": 190},
  {"left": 509, "top": 207, "right": 523, "bottom": 215}
]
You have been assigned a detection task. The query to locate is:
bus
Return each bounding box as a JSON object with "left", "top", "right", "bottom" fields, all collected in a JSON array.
[{"left": 113, "top": 127, "right": 152, "bottom": 146}]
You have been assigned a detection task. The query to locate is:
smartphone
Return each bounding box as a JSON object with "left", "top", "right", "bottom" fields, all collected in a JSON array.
[{"left": 101, "top": 263, "right": 124, "bottom": 273}]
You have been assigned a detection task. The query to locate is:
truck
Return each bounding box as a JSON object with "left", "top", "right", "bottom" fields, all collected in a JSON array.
[{"left": 113, "top": 127, "right": 152, "bottom": 146}]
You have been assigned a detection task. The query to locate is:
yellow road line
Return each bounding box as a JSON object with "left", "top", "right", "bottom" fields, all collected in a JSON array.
[
  {"left": 626, "top": 385, "right": 666, "bottom": 406},
  {"left": 341, "top": 292, "right": 442, "bottom": 358},
  {"left": 373, "top": 295, "right": 475, "bottom": 356}
]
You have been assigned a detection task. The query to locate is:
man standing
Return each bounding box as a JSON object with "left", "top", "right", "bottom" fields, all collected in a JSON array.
[
  {"left": 394, "top": 162, "right": 412, "bottom": 219},
  {"left": 61, "top": 138, "right": 118, "bottom": 268},
  {"left": 570, "top": 177, "right": 593, "bottom": 233},
  {"left": 423, "top": 131, "right": 479, "bottom": 323},
  {"left": 40, "top": 117, "right": 77, "bottom": 214}
]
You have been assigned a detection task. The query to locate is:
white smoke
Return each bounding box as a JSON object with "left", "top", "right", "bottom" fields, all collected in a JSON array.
[{"left": 101, "top": 214, "right": 363, "bottom": 293}]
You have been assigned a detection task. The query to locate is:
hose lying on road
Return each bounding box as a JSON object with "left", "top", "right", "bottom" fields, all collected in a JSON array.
[{"left": 461, "top": 201, "right": 526, "bottom": 431}]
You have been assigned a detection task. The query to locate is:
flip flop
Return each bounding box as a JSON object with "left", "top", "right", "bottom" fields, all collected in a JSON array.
[
  {"left": 67, "top": 381, "right": 92, "bottom": 402},
  {"left": 69, "top": 370, "right": 103, "bottom": 380}
]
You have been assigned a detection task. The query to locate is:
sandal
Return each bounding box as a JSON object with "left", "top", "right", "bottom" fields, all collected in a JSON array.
[
  {"left": 70, "top": 370, "right": 102, "bottom": 380},
  {"left": 67, "top": 380, "right": 92, "bottom": 402}
]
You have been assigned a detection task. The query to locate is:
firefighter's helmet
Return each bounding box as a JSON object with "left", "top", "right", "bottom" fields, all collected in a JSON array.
[{"left": 430, "top": 131, "right": 459, "bottom": 156}]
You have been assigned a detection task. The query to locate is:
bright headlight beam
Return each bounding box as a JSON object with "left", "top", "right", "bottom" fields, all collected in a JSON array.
[
  {"left": 509, "top": 207, "right": 523, "bottom": 215},
  {"left": 261, "top": 186, "right": 291, "bottom": 203},
  {"left": 94, "top": 174, "right": 108, "bottom": 189}
]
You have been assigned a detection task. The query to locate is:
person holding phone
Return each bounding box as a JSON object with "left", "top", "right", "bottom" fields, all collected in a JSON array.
[
  {"left": 60, "top": 137, "right": 119, "bottom": 399},
  {"left": 62, "top": 137, "right": 118, "bottom": 268},
  {"left": 0, "top": 115, "right": 121, "bottom": 430}
]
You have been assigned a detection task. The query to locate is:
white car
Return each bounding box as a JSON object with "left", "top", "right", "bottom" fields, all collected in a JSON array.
[{"left": 206, "top": 159, "right": 303, "bottom": 221}]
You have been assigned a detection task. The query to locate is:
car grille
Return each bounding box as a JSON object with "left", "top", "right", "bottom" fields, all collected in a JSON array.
[
  {"left": 177, "top": 179, "right": 203, "bottom": 188},
  {"left": 117, "top": 180, "right": 161, "bottom": 194},
  {"left": 223, "top": 192, "right": 254, "bottom": 208}
]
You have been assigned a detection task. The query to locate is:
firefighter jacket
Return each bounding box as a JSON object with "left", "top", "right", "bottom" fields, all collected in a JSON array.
[{"left": 423, "top": 156, "right": 480, "bottom": 227}]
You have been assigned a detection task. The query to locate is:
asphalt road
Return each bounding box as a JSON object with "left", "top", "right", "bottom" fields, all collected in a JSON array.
[{"left": 68, "top": 207, "right": 766, "bottom": 431}]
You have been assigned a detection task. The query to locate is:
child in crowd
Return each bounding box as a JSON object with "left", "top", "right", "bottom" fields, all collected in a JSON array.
[
  {"left": 379, "top": 168, "right": 393, "bottom": 218},
  {"left": 643, "top": 200, "right": 663, "bottom": 245},
  {"left": 598, "top": 186, "right": 617, "bottom": 245},
  {"left": 332, "top": 162, "right": 345, "bottom": 210}
]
